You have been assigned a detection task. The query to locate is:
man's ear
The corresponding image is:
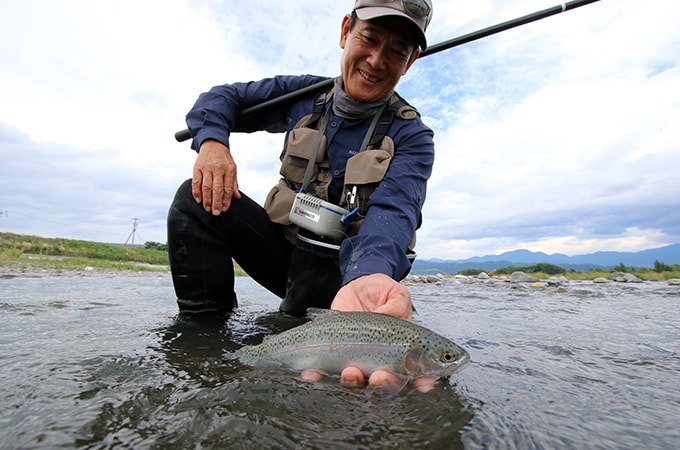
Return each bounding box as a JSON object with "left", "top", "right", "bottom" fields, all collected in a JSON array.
[
  {"left": 403, "top": 48, "right": 421, "bottom": 75},
  {"left": 339, "top": 14, "right": 352, "bottom": 49}
]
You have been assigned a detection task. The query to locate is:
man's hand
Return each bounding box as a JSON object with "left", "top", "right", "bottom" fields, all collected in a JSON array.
[
  {"left": 330, "top": 273, "right": 412, "bottom": 320},
  {"left": 192, "top": 140, "right": 241, "bottom": 215},
  {"left": 328, "top": 274, "right": 437, "bottom": 391}
]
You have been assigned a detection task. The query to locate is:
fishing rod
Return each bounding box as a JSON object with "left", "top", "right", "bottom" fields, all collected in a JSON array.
[{"left": 175, "top": 0, "right": 601, "bottom": 143}]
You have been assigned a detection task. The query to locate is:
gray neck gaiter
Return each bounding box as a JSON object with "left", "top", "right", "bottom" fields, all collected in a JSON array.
[{"left": 331, "top": 76, "right": 391, "bottom": 120}]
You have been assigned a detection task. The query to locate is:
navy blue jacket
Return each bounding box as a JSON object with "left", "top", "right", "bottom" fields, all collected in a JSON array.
[{"left": 186, "top": 75, "right": 434, "bottom": 285}]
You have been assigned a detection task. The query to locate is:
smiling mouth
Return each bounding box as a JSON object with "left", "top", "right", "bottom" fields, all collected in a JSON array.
[{"left": 358, "top": 69, "right": 380, "bottom": 83}]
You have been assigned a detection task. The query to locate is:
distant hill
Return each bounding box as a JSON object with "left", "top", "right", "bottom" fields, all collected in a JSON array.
[{"left": 412, "top": 244, "right": 680, "bottom": 275}]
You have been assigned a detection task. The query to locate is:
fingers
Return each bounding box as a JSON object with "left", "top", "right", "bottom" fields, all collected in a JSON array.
[
  {"left": 368, "top": 370, "right": 409, "bottom": 392},
  {"left": 192, "top": 140, "right": 238, "bottom": 215},
  {"left": 412, "top": 376, "right": 438, "bottom": 393},
  {"left": 201, "top": 171, "right": 214, "bottom": 211},
  {"left": 340, "top": 367, "right": 431, "bottom": 393},
  {"left": 192, "top": 170, "right": 231, "bottom": 215},
  {"left": 373, "top": 294, "right": 413, "bottom": 320},
  {"left": 340, "top": 366, "right": 366, "bottom": 387},
  {"left": 191, "top": 169, "right": 203, "bottom": 204},
  {"left": 232, "top": 177, "right": 241, "bottom": 201},
  {"left": 209, "top": 173, "right": 227, "bottom": 215},
  {"left": 301, "top": 369, "right": 326, "bottom": 382}
]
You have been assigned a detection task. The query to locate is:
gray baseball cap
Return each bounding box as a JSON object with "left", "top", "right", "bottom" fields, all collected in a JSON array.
[{"left": 352, "top": 0, "right": 433, "bottom": 49}]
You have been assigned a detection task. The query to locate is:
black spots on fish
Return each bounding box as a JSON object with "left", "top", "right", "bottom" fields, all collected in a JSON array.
[{"left": 415, "top": 335, "right": 434, "bottom": 350}]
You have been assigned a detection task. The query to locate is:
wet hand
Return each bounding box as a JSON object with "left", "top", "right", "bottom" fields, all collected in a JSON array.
[
  {"left": 327, "top": 274, "right": 433, "bottom": 391},
  {"left": 341, "top": 367, "right": 438, "bottom": 393},
  {"left": 301, "top": 367, "right": 437, "bottom": 393},
  {"left": 330, "top": 273, "right": 412, "bottom": 320},
  {"left": 192, "top": 140, "right": 241, "bottom": 215}
]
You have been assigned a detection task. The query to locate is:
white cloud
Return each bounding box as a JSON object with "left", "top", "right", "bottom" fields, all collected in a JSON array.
[{"left": 1, "top": 0, "right": 679, "bottom": 261}]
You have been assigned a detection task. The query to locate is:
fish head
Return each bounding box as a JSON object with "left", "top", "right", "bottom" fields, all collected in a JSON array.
[{"left": 402, "top": 334, "right": 470, "bottom": 377}]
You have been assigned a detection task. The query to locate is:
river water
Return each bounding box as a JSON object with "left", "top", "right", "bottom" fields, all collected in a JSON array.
[{"left": 0, "top": 272, "right": 679, "bottom": 449}]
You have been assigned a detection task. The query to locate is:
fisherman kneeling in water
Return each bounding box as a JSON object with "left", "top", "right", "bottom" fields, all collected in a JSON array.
[{"left": 167, "top": 0, "right": 435, "bottom": 389}]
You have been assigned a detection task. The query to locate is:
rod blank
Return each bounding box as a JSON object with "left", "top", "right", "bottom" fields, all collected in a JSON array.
[{"left": 175, "top": 0, "right": 601, "bottom": 142}]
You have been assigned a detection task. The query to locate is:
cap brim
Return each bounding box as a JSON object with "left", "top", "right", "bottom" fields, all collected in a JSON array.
[{"left": 354, "top": 7, "right": 427, "bottom": 49}]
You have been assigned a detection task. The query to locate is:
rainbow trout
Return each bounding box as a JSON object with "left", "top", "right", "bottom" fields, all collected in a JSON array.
[{"left": 236, "top": 310, "right": 469, "bottom": 379}]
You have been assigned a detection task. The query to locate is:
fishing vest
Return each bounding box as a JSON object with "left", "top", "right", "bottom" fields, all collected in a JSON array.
[{"left": 264, "top": 90, "right": 420, "bottom": 244}]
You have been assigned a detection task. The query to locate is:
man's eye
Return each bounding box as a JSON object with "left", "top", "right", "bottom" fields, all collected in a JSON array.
[
  {"left": 391, "top": 49, "right": 409, "bottom": 61},
  {"left": 360, "top": 32, "right": 377, "bottom": 43}
]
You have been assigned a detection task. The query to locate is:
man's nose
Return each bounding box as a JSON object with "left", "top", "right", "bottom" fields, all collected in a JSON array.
[{"left": 366, "top": 46, "right": 387, "bottom": 70}]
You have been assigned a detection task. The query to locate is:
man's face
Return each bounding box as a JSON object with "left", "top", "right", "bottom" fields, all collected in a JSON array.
[{"left": 339, "top": 14, "right": 420, "bottom": 103}]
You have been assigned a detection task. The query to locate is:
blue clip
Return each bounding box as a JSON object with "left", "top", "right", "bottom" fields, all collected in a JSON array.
[{"left": 342, "top": 208, "right": 359, "bottom": 225}]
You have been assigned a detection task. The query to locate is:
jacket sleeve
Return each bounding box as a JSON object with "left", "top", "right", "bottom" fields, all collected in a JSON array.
[
  {"left": 339, "top": 116, "right": 435, "bottom": 284},
  {"left": 185, "top": 74, "right": 330, "bottom": 152}
]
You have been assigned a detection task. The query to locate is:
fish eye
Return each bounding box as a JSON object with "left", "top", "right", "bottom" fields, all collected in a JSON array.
[{"left": 441, "top": 351, "right": 455, "bottom": 363}]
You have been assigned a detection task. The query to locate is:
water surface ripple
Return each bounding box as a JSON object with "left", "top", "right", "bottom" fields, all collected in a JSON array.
[{"left": 1, "top": 273, "right": 678, "bottom": 449}]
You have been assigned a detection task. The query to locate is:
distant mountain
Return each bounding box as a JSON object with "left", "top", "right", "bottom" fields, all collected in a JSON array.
[{"left": 412, "top": 244, "right": 680, "bottom": 275}]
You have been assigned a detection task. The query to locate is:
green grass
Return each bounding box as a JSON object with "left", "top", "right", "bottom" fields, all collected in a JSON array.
[
  {"left": 0, "top": 232, "right": 248, "bottom": 275},
  {"left": 0, "top": 232, "right": 168, "bottom": 273},
  {"left": 627, "top": 268, "right": 680, "bottom": 281},
  {"left": 0, "top": 232, "right": 167, "bottom": 263},
  {"left": 559, "top": 270, "right": 611, "bottom": 281}
]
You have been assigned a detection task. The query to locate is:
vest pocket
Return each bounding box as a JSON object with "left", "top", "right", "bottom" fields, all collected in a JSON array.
[
  {"left": 341, "top": 137, "right": 395, "bottom": 216},
  {"left": 344, "top": 135, "right": 394, "bottom": 185},
  {"left": 280, "top": 127, "right": 327, "bottom": 184},
  {"left": 264, "top": 180, "right": 296, "bottom": 225},
  {"left": 264, "top": 180, "right": 300, "bottom": 243},
  {"left": 343, "top": 149, "right": 392, "bottom": 185}
]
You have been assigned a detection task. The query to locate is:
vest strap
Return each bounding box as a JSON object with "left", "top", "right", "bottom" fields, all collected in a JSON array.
[
  {"left": 306, "top": 92, "right": 329, "bottom": 129},
  {"left": 300, "top": 108, "right": 331, "bottom": 192}
]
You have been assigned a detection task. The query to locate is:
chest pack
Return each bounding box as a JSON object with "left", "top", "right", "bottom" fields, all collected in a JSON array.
[{"left": 263, "top": 90, "right": 418, "bottom": 243}]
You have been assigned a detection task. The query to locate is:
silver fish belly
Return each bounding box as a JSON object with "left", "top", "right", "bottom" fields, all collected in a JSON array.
[{"left": 236, "top": 310, "right": 469, "bottom": 378}]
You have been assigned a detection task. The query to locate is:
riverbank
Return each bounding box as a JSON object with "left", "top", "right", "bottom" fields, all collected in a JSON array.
[
  {"left": 0, "top": 232, "right": 255, "bottom": 275},
  {"left": 405, "top": 272, "right": 680, "bottom": 287},
  {"left": 0, "top": 231, "right": 169, "bottom": 273},
  {"left": 2, "top": 231, "right": 678, "bottom": 281},
  {"left": 0, "top": 254, "right": 169, "bottom": 275},
  {"left": 0, "top": 233, "right": 169, "bottom": 273}
]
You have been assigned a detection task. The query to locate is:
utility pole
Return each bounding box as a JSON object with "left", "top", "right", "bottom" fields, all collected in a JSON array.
[{"left": 124, "top": 217, "right": 140, "bottom": 246}]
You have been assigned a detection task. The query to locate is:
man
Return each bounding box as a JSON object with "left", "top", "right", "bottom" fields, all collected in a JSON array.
[{"left": 168, "top": 0, "right": 435, "bottom": 389}]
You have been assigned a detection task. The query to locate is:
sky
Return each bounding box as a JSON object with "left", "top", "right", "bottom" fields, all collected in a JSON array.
[{"left": 1, "top": 0, "right": 679, "bottom": 260}]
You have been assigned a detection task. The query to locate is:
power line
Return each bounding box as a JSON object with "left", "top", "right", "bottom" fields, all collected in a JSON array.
[{"left": 124, "top": 217, "right": 142, "bottom": 246}]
